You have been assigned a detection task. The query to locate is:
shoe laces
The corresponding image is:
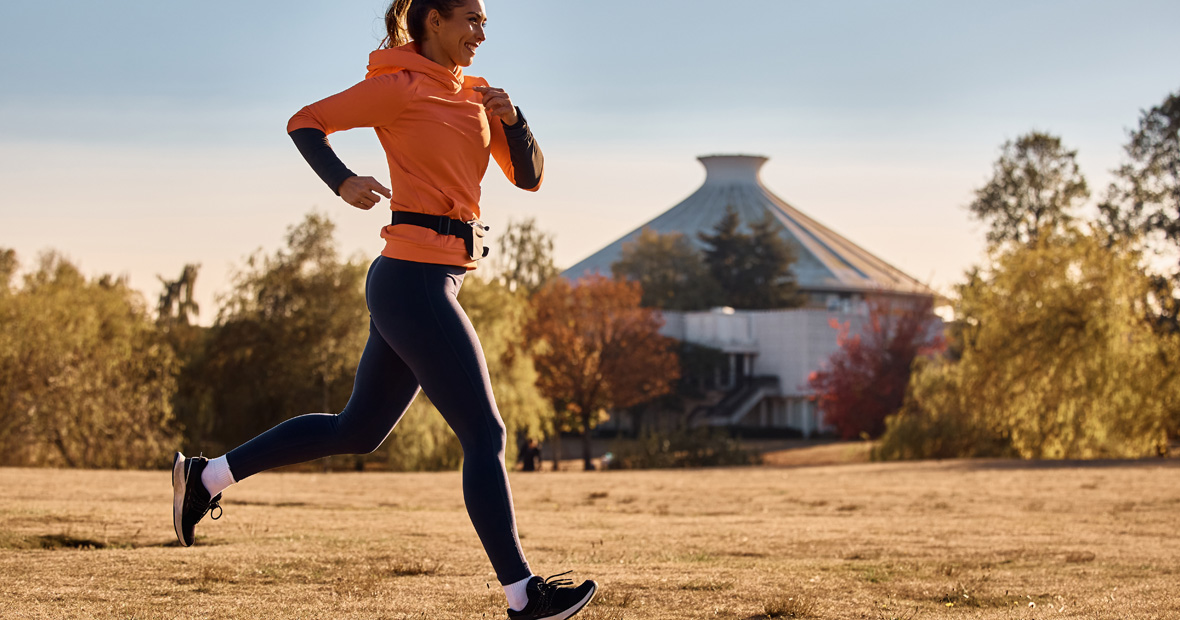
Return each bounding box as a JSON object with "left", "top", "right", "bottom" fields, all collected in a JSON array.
[
  {"left": 541, "top": 571, "right": 574, "bottom": 588},
  {"left": 533, "top": 571, "right": 574, "bottom": 609}
]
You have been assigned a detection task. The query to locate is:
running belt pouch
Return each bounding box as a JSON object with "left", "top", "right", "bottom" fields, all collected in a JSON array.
[{"left": 466, "top": 219, "right": 490, "bottom": 261}]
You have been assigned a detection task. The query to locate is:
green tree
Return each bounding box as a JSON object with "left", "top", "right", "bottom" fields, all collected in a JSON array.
[
  {"left": 0, "top": 250, "right": 180, "bottom": 467},
  {"left": 154, "top": 264, "right": 216, "bottom": 453},
  {"left": 969, "top": 131, "right": 1090, "bottom": 247},
  {"left": 1098, "top": 88, "right": 1180, "bottom": 332},
  {"left": 157, "top": 264, "right": 200, "bottom": 326},
  {"left": 610, "top": 227, "right": 722, "bottom": 310},
  {"left": 877, "top": 233, "right": 1179, "bottom": 460},
  {"left": 0, "top": 249, "right": 15, "bottom": 290},
  {"left": 488, "top": 217, "right": 559, "bottom": 296},
  {"left": 699, "top": 206, "right": 802, "bottom": 309},
  {"left": 201, "top": 213, "right": 369, "bottom": 455}
]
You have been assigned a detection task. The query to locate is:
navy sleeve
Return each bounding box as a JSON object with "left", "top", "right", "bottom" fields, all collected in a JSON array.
[
  {"left": 502, "top": 107, "right": 543, "bottom": 190},
  {"left": 289, "top": 127, "right": 356, "bottom": 196}
]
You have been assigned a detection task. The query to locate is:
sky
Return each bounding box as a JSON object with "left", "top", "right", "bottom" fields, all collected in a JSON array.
[{"left": 2, "top": 0, "right": 1179, "bottom": 323}]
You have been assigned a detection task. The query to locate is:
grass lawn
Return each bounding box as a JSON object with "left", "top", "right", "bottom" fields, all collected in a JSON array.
[{"left": 1, "top": 456, "right": 1178, "bottom": 619}]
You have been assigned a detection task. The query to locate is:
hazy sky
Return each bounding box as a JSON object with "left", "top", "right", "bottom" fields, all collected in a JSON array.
[{"left": 2, "top": 0, "right": 1178, "bottom": 322}]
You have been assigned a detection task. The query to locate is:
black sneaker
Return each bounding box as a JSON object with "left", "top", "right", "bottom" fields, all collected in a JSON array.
[
  {"left": 507, "top": 572, "right": 597, "bottom": 620},
  {"left": 171, "top": 451, "right": 223, "bottom": 547}
]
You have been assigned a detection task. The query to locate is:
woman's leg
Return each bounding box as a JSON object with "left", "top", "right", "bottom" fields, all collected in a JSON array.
[
  {"left": 366, "top": 256, "right": 531, "bottom": 586},
  {"left": 223, "top": 317, "right": 421, "bottom": 480},
  {"left": 174, "top": 259, "right": 421, "bottom": 546}
]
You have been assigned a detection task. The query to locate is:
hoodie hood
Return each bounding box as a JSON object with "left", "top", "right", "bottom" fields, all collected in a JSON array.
[{"left": 366, "top": 43, "right": 465, "bottom": 94}]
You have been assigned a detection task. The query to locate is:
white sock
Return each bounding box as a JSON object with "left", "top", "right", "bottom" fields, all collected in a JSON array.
[
  {"left": 201, "top": 455, "right": 236, "bottom": 497},
  {"left": 504, "top": 575, "right": 535, "bottom": 611}
]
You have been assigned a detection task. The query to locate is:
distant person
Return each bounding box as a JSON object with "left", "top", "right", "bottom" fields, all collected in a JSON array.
[
  {"left": 169, "top": 1, "right": 596, "bottom": 617},
  {"left": 520, "top": 438, "right": 543, "bottom": 472}
]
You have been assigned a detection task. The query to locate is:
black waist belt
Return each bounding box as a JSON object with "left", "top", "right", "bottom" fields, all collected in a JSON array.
[
  {"left": 390, "top": 211, "right": 490, "bottom": 260},
  {"left": 391, "top": 211, "right": 466, "bottom": 235}
]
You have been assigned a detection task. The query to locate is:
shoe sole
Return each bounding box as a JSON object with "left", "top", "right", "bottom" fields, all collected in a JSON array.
[
  {"left": 538, "top": 582, "right": 597, "bottom": 620},
  {"left": 171, "top": 451, "right": 188, "bottom": 547}
]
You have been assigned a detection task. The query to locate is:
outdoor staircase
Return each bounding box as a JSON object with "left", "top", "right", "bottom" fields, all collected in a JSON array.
[{"left": 693, "top": 376, "right": 780, "bottom": 427}]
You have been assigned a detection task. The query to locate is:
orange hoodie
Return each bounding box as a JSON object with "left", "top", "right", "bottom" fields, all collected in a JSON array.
[{"left": 287, "top": 43, "right": 541, "bottom": 268}]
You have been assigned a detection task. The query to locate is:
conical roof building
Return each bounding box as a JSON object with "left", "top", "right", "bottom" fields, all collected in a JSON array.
[
  {"left": 563, "top": 155, "right": 940, "bottom": 439},
  {"left": 563, "top": 154, "right": 931, "bottom": 301}
]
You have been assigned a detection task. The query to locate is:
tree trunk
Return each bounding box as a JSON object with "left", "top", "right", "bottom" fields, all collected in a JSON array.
[{"left": 582, "top": 409, "right": 594, "bottom": 471}]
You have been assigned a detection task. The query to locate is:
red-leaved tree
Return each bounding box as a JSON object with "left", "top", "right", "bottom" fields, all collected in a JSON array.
[
  {"left": 808, "top": 296, "right": 946, "bottom": 439},
  {"left": 526, "top": 274, "right": 680, "bottom": 470}
]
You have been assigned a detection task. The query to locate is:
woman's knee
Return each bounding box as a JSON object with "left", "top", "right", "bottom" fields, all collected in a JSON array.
[
  {"left": 458, "top": 415, "right": 507, "bottom": 459},
  {"left": 333, "top": 413, "right": 390, "bottom": 455}
]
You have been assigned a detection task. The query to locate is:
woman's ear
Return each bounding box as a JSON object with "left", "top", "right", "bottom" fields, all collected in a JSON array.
[{"left": 427, "top": 9, "right": 443, "bottom": 34}]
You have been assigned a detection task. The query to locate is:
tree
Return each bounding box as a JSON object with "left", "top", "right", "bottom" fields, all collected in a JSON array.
[
  {"left": 0, "top": 250, "right": 181, "bottom": 467},
  {"left": 808, "top": 295, "right": 945, "bottom": 440},
  {"left": 877, "top": 232, "right": 1180, "bottom": 460},
  {"left": 488, "top": 217, "right": 559, "bottom": 296},
  {"left": 201, "top": 212, "right": 369, "bottom": 454},
  {"left": 0, "top": 249, "right": 15, "bottom": 291},
  {"left": 526, "top": 274, "right": 680, "bottom": 470},
  {"left": 969, "top": 132, "right": 1090, "bottom": 248},
  {"left": 1098, "top": 88, "right": 1180, "bottom": 332},
  {"left": 610, "top": 227, "right": 722, "bottom": 310},
  {"left": 699, "top": 206, "right": 802, "bottom": 309},
  {"left": 157, "top": 264, "right": 201, "bottom": 326},
  {"left": 154, "top": 265, "right": 217, "bottom": 454}
]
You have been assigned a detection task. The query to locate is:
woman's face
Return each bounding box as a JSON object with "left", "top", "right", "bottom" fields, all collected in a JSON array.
[{"left": 430, "top": 0, "right": 488, "bottom": 72}]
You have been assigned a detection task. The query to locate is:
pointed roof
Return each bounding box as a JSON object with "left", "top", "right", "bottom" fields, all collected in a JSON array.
[{"left": 562, "top": 154, "right": 931, "bottom": 296}]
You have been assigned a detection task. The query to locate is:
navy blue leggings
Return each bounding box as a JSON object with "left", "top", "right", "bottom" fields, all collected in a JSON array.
[{"left": 225, "top": 256, "right": 530, "bottom": 584}]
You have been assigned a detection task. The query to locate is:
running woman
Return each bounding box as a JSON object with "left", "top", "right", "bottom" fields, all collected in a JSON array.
[{"left": 171, "top": 1, "right": 596, "bottom": 618}]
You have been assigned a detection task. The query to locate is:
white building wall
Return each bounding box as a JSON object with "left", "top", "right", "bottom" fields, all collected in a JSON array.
[
  {"left": 749, "top": 309, "right": 868, "bottom": 397},
  {"left": 661, "top": 307, "right": 873, "bottom": 434}
]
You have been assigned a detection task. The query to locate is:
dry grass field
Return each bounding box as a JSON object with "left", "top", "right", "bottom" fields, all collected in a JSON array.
[{"left": 1, "top": 456, "right": 1178, "bottom": 620}]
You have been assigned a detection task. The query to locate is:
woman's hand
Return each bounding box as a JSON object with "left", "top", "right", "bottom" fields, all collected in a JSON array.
[
  {"left": 339, "top": 176, "right": 392, "bottom": 210},
  {"left": 473, "top": 85, "right": 519, "bottom": 126}
]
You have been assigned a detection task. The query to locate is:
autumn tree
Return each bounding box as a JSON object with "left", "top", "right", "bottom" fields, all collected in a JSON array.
[
  {"left": 699, "top": 206, "right": 802, "bottom": 309},
  {"left": 0, "top": 250, "right": 181, "bottom": 467},
  {"left": 526, "top": 274, "right": 680, "bottom": 470},
  {"left": 808, "top": 296, "right": 945, "bottom": 440},
  {"left": 488, "top": 217, "right": 559, "bottom": 296},
  {"left": 969, "top": 131, "right": 1090, "bottom": 247},
  {"left": 610, "top": 227, "right": 722, "bottom": 310}
]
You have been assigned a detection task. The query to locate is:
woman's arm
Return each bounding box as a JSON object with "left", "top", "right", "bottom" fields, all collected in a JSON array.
[
  {"left": 288, "top": 74, "right": 408, "bottom": 206},
  {"left": 500, "top": 110, "right": 544, "bottom": 191},
  {"left": 288, "top": 128, "right": 392, "bottom": 209},
  {"left": 477, "top": 85, "right": 544, "bottom": 191},
  {"left": 288, "top": 128, "right": 356, "bottom": 196}
]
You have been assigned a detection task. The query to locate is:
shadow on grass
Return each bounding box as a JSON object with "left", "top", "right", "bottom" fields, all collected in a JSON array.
[
  {"left": 0, "top": 532, "right": 228, "bottom": 550},
  {"left": 0, "top": 533, "right": 107, "bottom": 550}
]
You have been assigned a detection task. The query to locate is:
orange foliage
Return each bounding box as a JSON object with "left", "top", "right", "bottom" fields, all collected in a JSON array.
[
  {"left": 808, "top": 296, "right": 945, "bottom": 440},
  {"left": 526, "top": 274, "right": 680, "bottom": 468}
]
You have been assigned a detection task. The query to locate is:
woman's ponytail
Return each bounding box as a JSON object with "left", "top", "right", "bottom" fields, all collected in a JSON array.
[
  {"left": 381, "top": 0, "right": 466, "bottom": 48},
  {"left": 382, "top": 0, "right": 413, "bottom": 48}
]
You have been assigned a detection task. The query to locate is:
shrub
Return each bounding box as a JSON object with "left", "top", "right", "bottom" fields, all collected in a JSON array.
[{"left": 607, "top": 427, "right": 760, "bottom": 469}]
